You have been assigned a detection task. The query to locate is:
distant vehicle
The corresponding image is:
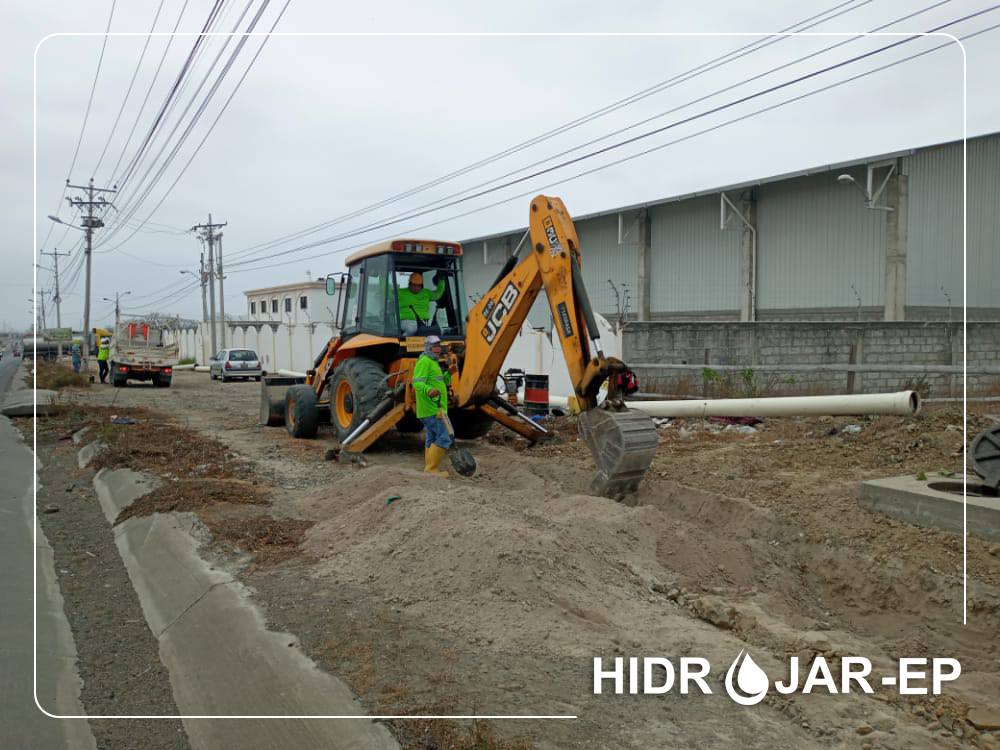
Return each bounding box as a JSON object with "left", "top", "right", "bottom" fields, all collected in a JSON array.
[
  {"left": 209, "top": 349, "right": 262, "bottom": 382},
  {"left": 110, "top": 320, "right": 179, "bottom": 388},
  {"left": 12, "top": 350, "right": 20, "bottom": 358}
]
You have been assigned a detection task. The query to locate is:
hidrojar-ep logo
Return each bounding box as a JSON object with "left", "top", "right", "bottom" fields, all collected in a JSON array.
[{"left": 593, "top": 651, "right": 961, "bottom": 704}]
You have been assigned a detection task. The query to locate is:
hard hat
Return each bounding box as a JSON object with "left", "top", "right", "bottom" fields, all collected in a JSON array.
[
  {"left": 425, "top": 335, "right": 442, "bottom": 345},
  {"left": 101, "top": 337, "right": 111, "bottom": 344},
  {"left": 409, "top": 272, "right": 424, "bottom": 285}
]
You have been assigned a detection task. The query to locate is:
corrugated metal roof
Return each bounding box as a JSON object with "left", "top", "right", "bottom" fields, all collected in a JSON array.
[{"left": 460, "top": 131, "right": 998, "bottom": 244}]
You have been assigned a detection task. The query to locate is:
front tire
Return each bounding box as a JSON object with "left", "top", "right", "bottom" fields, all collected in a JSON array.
[
  {"left": 285, "top": 385, "right": 319, "bottom": 439},
  {"left": 329, "top": 357, "right": 387, "bottom": 441}
]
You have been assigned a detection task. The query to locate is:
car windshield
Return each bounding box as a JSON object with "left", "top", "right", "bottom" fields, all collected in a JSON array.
[{"left": 229, "top": 350, "right": 258, "bottom": 361}]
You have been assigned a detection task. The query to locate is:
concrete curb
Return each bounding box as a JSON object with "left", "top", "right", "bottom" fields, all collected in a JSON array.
[
  {"left": 76, "top": 442, "right": 106, "bottom": 469},
  {"left": 92, "top": 467, "right": 397, "bottom": 749}
]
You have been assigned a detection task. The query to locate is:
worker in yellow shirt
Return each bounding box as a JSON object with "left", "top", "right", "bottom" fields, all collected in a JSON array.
[
  {"left": 410, "top": 335, "right": 452, "bottom": 476},
  {"left": 398, "top": 272, "right": 445, "bottom": 335},
  {"left": 97, "top": 337, "right": 111, "bottom": 384}
]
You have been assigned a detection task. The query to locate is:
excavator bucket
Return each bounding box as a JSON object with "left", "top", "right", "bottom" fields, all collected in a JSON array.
[{"left": 578, "top": 407, "right": 659, "bottom": 500}]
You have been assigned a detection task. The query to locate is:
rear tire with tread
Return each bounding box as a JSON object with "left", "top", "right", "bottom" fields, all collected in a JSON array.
[
  {"left": 285, "top": 385, "right": 319, "bottom": 439},
  {"left": 329, "top": 357, "right": 387, "bottom": 441}
]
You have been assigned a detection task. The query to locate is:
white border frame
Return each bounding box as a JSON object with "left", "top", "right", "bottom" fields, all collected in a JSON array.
[{"left": 32, "top": 29, "right": 967, "bottom": 721}]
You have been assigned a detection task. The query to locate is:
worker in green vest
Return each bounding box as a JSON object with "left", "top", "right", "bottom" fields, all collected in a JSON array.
[
  {"left": 97, "top": 337, "right": 111, "bottom": 383},
  {"left": 411, "top": 335, "right": 452, "bottom": 476},
  {"left": 398, "top": 272, "right": 446, "bottom": 335}
]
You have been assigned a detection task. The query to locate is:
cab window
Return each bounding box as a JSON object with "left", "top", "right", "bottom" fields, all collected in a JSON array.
[{"left": 360, "top": 254, "right": 398, "bottom": 336}]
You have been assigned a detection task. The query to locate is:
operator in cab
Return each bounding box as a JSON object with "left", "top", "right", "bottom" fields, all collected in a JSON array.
[
  {"left": 411, "top": 335, "right": 452, "bottom": 477},
  {"left": 398, "top": 272, "right": 445, "bottom": 336}
]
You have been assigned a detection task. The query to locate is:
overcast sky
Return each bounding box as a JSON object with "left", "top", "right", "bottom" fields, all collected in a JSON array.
[{"left": 5, "top": 0, "right": 998, "bottom": 331}]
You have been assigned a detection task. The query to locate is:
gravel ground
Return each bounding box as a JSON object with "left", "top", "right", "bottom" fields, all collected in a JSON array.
[
  {"left": 32, "top": 428, "right": 190, "bottom": 749},
  {"left": 59, "top": 370, "right": 1000, "bottom": 748}
]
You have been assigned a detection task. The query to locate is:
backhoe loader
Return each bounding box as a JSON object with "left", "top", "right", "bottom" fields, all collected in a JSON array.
[{"left": 262, "top": 195, "right": 659, "bottom": 498}]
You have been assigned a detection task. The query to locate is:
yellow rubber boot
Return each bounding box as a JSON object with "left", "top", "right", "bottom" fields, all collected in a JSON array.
[{"left": 425, "top": 444, "right": 450, "bottom": 477}]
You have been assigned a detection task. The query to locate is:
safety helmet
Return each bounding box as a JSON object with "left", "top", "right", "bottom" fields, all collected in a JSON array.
[
  {"left": 409, "top": 272, "right": 424, "bottom": 286},
  {"left": 101, "top": 338, "right": 111, "bottom": 345},
  {"left": 425, "top": 335, "right": 442, "bottom": 346}
]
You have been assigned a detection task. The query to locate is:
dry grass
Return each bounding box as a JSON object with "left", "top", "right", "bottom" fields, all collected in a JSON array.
[
  {"left": 27, "top": 360, "right": 90, "bottom": 390},
  {"left": 114, "top": 479, "right": 267, "bottom": 525},
  {"left": 204, "top": 513, "right": 313, "bottom": 565}
]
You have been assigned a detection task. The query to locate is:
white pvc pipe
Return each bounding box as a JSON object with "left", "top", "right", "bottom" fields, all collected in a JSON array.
[
  {"left": 278, "top": 369, "right": 307, "bottom": 378},
  {"left": 194, "top": 365, "right": 210, "bottom": 373},
  {"left": 172, "top": 364, "right": 196, "bottom": 371},
  {"left": 623, "top": 390, "right": 920, "bottom": 418}
]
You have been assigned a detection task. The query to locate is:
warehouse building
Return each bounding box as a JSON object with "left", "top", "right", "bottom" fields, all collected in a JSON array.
[
  {"left": 462, "top": 131, "right": 999, "bottom": 323},
  {"left": 461, "top": 132, "right": 999, "bottom": 395}
]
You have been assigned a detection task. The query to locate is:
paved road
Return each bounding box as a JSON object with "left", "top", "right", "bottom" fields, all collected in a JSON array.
[{"left": 0, "top": 358, "right": 96, "bottom": 748}]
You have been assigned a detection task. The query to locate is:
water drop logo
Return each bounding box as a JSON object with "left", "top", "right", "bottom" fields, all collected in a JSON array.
[{"left": 725, "top": 650, "right": 770, "bottom": 705}]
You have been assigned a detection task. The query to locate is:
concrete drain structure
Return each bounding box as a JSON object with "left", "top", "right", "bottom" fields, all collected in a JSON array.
[{"left": 860, "top": 473, "right": 1000, "bottom": 542}]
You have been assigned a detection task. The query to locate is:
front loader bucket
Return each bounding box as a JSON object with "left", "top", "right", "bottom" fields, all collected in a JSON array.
[
  {"left": 578, "top": 407, "right": 659, "bottom": 500},
  {"left": 260, "top": 374, "right": 306, "bottom": 426}
]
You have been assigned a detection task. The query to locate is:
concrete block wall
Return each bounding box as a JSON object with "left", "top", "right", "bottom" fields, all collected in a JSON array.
[{"left": 623, "top": 321, "right": 1000, "bottom": 397}]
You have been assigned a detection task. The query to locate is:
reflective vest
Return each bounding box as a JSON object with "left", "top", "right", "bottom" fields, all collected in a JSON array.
[
  {"left": 398, "top": 280, "right": 445, "bottom": 322},
  {"left": 97, "top": 344, "right": 110, "bottom": 361},
  {"left": 411, "top": 353, "right": 450, "bottom": 418}
]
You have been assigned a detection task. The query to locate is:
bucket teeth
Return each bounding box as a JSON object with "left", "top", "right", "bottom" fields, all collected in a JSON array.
[{"left": 578, "top": 407, "right": 659, "bottom": 501}]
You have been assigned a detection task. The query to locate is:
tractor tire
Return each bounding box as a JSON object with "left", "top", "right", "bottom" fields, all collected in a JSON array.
[
  {"left": 285, "top": 385, "right": 319, "bottom": 439},
  {"left": 329, "top": 357, "right": 387, "bottom": 441},
  {"left": 449, "top": 408, "right": 494, "bottom": 440}
]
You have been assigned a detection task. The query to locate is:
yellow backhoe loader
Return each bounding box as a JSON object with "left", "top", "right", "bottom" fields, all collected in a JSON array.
[{"left": 262, "top": 195, "right": 658, "bottom": 498}]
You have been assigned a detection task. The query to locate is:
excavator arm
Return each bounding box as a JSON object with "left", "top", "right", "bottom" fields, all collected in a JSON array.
[{"left": 459, "top": 195, "right": 659, "bottom": 498}]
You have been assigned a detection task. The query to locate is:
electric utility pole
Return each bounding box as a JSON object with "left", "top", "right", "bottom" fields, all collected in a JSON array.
[
  {"left": 102, "top": 291, "right": 131, "bottom": 328},
  {"left": 67, "top": 179, "right": 116, "bottom": 369},
  {"left": 216, "top": 231, "right": 226, "bottom": 347},
  {"left": 190, "top": 215, "right": 227, "bottom": 354},
  {"left": 40, "top": 248, "right": 71, "bottom": 328},
  {"left": 199, "top": 254, "right": 209, "bottom": 325}
]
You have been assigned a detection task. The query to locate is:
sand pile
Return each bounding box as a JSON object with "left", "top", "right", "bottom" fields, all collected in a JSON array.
[{"left": 295, "top": 465, "right": 701, "bottom": 656}]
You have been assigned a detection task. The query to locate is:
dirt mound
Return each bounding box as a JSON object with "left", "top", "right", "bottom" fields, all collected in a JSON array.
[{"left": 298, "top": 465, "right": 693, "bottom": 655}]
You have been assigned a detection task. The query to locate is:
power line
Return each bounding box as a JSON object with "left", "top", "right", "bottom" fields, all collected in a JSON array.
[
  {"left": 68, "top": 0, "right": 118, "bottom": 180},
  {"left": 103, "top": 0, "right": 264, "bottom": 237},
  {"left": 113, "top": 0, "right": 228, "bottom": 191},
  {"left": 225, "top": 0, "right": 877, "bottom": 263},
  {"left": 92, "top": 0, "right": 167, "bottom": 179},
  {"left": 229, "top": 7, "right": 994, "bottom": 270},
  {"left": 106, "top": 0, "right": 193, "bottom": 184},
  {"left": 226, "top": 18, "right": 998, "bottom": 275},
  {"left": 94, "top": 0, "right": 292, "bottom": 254}
]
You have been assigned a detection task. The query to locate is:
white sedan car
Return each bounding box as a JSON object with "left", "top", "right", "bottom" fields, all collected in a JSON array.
[{"left": 209, "top": 348, "right": 262, "bottom": 382}]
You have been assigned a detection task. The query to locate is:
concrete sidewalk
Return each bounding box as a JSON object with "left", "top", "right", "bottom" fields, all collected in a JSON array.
[{"left": 0, "top": 358, "right": 96, "bottom": 749}]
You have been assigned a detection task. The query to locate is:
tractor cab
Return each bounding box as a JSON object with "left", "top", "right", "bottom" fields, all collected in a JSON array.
[{"left": 326, "top": 239, "right": 466, "bottom": 341}]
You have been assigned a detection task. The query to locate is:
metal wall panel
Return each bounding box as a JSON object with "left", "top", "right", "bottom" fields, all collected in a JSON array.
[
  {"left": 575, "top": 214, "right": 638, "bottom": 319},
  {"left": 906, "top": 137, "right": 999, "bottom": 308},
  {"left": 648, "top": 195, "right": 742, "bottom": 313},
  {"left": 756, "top": 170, "right": 886, "bottom": 310}
]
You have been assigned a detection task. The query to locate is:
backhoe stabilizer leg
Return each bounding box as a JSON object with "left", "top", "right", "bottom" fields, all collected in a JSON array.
[{"left": 578, "top": 407, "right": 659, "bottom": 500}]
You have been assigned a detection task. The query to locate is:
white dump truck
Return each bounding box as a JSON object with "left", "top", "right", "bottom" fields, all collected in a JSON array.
[{"left": 109, "top": 319, "right": 179, "bottom": 388}]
